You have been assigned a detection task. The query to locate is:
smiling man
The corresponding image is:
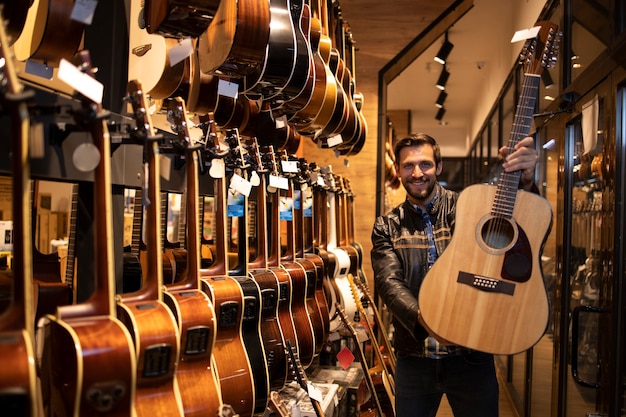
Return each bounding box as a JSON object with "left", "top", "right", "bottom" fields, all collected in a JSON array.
[{"left": 370, "top": 132, "right": 538, "bottom": 417}]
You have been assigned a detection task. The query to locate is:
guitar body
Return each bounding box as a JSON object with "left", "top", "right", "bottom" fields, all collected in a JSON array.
[
  {"left": 13, "top": 0, "right": 84, "bottom": 65},
  {"left": 162, "top": 290, "right": 222, "bottom": 417},
  {"left": 0, "top": 329, "right": 36, "bottom": 415},
  {"left": 39, "top": 316, "right": 137, "bottom": 417},
  {"left": 201, "top": 275, "right": 255, "bottom": 417},
  {"left": 244, "top": 0, "right": 297, "bottom": 100},
  {"left": 144, "top": 0, "right": 220, "bottom": 38},
  {"left": 328, "top": 247, "right": 357, "bottom": 332},
  {"left": 116, "top": 300, "right": 184, "bottom": 417},
  {"left": 271, "top": 267, "right": 299, "bottom": 361},
  {"left": 296, "top": 256, "right": 326, "bottom": 356},
  {"left": 233, "top": 276, "right": 269, "bottom": 414},
  {"left": 248, "top": 268, "right": 288, "bottom": 391},
  {"left": 419, "top": 184, "right": 552, "bottom": 354},
  {"left": 304, "top": 252, "right": 330, "bottom": 339},
  {"left": 281, "top": 261, "right": 315, "bottom": 368},
  {"left": 197, "top": 0, "right": 270, "bottom": 77}
]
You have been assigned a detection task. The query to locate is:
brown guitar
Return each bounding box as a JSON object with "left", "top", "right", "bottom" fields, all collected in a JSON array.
[
  {"left": 12, "top": 0, "right": 84, "bottom": 66},
  {"left": 0, "top": 16, "right": 37, "bottom": 415},
  {"left": 278, "top": 152, "right": 326, "bottom": 357},
  {"left": 131, "top": 87, "right": 223, "bottom": 417},
  {"left": 116, "top": 85, "right": 184, "bottom": 417},
  {"left": 144, "top": 0, "right": 221, "bottom": 38},
  {"left": 262, "top": 146, "right": 315, "bottom": 369},
  {"left": 38, "top": 50, "right": 137, "bottom": 417},
  {"left": 245, "top": 138, "right": 290, "bottom": 392},
  {"left": 197, "top": 0, "right": 270, "bottom": 77},
  {"left": 418, "top": 22, "right": 559, "bottom": 355},
  {"left": 200, "top": 123, "right": 255, "bottom": 417}
]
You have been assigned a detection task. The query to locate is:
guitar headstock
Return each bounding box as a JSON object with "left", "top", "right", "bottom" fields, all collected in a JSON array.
[
  {"left": 126, "top": 80, "right": 158, "bottom": 140},
  {"left": 166, "top": 97, "right": 194, "bottom": 150},
  {"left": 520, "top": 21, "right": 560, "bottom": 76}
]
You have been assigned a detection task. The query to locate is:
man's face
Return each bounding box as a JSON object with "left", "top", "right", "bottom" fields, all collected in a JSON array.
[{"left": 395, "top": 144, "right": 442, "bottom": 207}]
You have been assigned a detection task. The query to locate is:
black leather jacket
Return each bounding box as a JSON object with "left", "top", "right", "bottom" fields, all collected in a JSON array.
[{"left": 371, "top": 183, "right": 458, "bottom": 356}]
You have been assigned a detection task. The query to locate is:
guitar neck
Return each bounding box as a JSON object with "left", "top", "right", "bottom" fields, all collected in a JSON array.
[
  {"left": 494, "top": 73, "right": 540, "bottom": 218},
  {"left": 64, "top": 183, "right": 79, "bottom": 288}
]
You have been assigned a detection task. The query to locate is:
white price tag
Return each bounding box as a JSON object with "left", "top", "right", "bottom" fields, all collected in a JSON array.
[
  {"left": 326, "top": 134, "right": 343, "bottom": 147},
  {"left": 229, "top": 173, "right": 253, "bottom": 197},
  {"left": 280, "top": 160, "right": 298, "bottom": 174},
  {"left": 275, "top": 114, "right": 287, "bottom": 129},
  {"left": 307, "top": 382, "right": 323, "bottom": 403},
  {"left": 169, "top": 38, "right": 194, "bottom": 66},
  {"left": 58, "top": 59, "right": 104, "bottom": 105},
  {"left": 269, "top": 174, "right": 289, "bottom": 190},
  {"left": 218, "top": 79, "right": 239, "bottom": 99},
  {"left": 511, "top": 25, "right": 541, "bottom": 43}
]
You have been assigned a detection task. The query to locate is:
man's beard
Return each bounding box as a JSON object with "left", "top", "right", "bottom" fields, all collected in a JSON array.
[{"left": 404, "top": 178, "right": 436, "bottom": 204}]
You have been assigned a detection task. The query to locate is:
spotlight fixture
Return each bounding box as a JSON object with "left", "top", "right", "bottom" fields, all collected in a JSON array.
[
  {"left": 541, "top": 69, "right": 554, "bottom": 89},
  {"left": 434, "top": 32, "right": 454, "bottom": 65},
  {"left": 435, "top": 107, "right": 446, "bottom": 121},
  {"left": 436, "top": 66, "right": 449, "bottom": 90},
  {"left": 435, "top": 90, "right": 447, "bottom": 108}
]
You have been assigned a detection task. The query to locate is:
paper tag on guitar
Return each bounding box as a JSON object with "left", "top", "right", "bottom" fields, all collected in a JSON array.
[{"left": 58, "top": 59, "right": 104, "bottom": 104}]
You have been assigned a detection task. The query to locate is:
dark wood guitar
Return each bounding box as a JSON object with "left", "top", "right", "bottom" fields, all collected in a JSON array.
[
  {"left": 38, "top": 50, "right": 137, "bottom": 417},
  {"left": 263, "top": 147, "right": 315, "bottom": 369},
  {"left": 245, "top": 138, "right": 290, "bottom": 392},
  {"left": 296, "top": 159, "right": 330, "bottom": 341},
  {"left": 197, "top": 0, "right": 270, "bottom": 77},
  {"left": 12, "top": 0, "right": 84, "bottom": 66},
  {"left": 144, "top": 0, "right": 221, "bottom": 38},
  {"left": 116, "top": 86, "right": 184, "bottom": 417},
  {"left": 287, "top": 0, "right": 329, "bottom": 128},
  {"left": 418, "top": 22, "right": 559, "bottom": 355},
  {"left": 0, "top": 16, "right": 37, "bottom": 414},
  {"left": 244, "top": 0, "right": 298, "bottom": 100},
  {"left": 223, "top": 130, "right": 270, "bottom": 415},
  {"left": 278, "top": 153, "right": 326, "bottom": 357},
  {"left": 129, "top": 90, "right": 221, "bottom": 417},
  {"left": 200, "top": 126, "right": 255, "bottom": 417}
]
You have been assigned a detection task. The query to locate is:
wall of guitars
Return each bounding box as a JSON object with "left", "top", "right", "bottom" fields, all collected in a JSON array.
[{"left": 0, "top": 0, "right": 386, "bottom": 417}]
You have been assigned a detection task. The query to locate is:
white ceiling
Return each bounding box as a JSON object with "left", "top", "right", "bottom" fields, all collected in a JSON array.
[{"left": 337, "top": 0, "right": 550, "bottom": 157}]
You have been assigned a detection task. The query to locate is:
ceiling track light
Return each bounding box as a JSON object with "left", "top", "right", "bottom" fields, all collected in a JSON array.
[
  {"left": 435, "top": 90, "right": 447, "bottom": 108},
  {"left": 436, "top": 66, "right": 449, "bottom": 90},
  {"left": 435, "top": 107, "right": 446, "bottom": 121},
  {"left": 434, "top": 31, "right": 454, "bottom": 65}
]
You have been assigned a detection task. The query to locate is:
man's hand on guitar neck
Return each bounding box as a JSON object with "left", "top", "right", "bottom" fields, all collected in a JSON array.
[{"left": 500, "top": 136, "right": 539, "bottom": 191}]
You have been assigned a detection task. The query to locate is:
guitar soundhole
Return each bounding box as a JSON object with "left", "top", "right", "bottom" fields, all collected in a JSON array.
[
  {"left": 143, "top": 344, "right": 172, "bottom": 377},
  {"left": 261, "top": 289, "right": 277, "bottom": 311},
  {"left": 185, "top": 326, "right": 210, "bottom": 355},
  {"left": 480, "top": 217, "right": 516, "bottom": 250},
  {"left": 242, "top": 296, "right": 258, "bottom": 322},
  {"left": 219, "top": 301, "right": 239, "bottom": 327},
  {"left": 85, "top": 382, "right": 127, "bottom": 412}
]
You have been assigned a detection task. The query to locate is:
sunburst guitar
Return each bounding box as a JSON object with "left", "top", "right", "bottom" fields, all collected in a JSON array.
[{"left": 418, "top": 21, "right": 560, "bottom": 355}]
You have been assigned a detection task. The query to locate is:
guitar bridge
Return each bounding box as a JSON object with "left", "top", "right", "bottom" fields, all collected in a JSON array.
[{"left": 457, "top": 271, "right": 515, "bottom": 295}]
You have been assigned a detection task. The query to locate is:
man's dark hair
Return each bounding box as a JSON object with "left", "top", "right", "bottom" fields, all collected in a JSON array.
[{"left": 394, "top": 133, "right": 442, "bottom": 165}]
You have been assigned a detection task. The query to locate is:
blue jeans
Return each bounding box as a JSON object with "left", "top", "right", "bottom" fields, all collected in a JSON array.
[{"left": 395, "top": 351, "right": 499, "bottom": 417}]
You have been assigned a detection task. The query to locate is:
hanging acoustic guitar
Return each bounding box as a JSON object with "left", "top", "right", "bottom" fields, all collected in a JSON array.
[{"left": 418, "top": 22, "right": 559, "bottom": 355}]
